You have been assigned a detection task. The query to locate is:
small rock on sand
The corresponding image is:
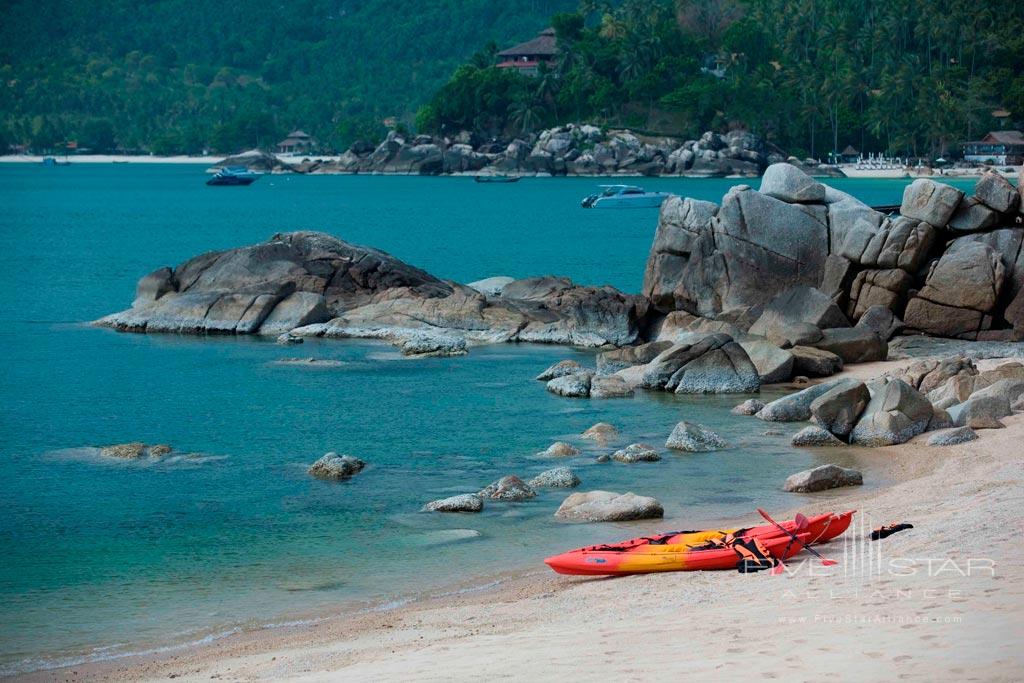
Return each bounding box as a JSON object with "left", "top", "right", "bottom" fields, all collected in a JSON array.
[
  {"left": 791, "top": 425, "right": 845, "bottom": 447},
  {"left": 926, "top": 426, "right": 979, "bottom": 446},
  {"left": 783, "top": 464, "right": 863, "bottom": 492}
]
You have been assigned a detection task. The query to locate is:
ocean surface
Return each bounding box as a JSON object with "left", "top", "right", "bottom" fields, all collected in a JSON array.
[{"left": 0, "top": 165, "right": 977, "bottom": 674}]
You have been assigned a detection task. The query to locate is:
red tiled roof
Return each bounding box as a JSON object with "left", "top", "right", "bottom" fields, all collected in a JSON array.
[{"left": 497, "top": 28, "right": 557, "bottom": 58}]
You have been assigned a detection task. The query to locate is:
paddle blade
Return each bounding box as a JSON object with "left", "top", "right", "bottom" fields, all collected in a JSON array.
[
  {"left": 821, "top": 559, "right": 839, "bottom": 566},
  {"left": 769, "top": 562, "right": 786, "bottom": 576},
  {"left": 794, "top": 513, "right": 809, "bottom": 531}
]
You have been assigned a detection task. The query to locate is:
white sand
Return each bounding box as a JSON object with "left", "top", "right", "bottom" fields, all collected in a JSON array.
[{"left": 20, "top": 359, "right": 1024, "bottom": 682}]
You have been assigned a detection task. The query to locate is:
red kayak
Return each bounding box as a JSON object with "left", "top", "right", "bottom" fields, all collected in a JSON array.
[{"left": 544, "top": 511, "right": 853, "bottom": 576}]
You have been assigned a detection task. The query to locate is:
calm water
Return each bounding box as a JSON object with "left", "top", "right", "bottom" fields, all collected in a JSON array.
[{"left": 0, "top": 165, "right": 976, "bottom": 673}]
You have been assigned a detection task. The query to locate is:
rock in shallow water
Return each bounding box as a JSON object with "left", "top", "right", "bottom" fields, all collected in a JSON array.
[
  {"left": 783, "top": 464, "right": 863, "bottom": 492},
  {"left": 539, "top": 442, "right": 580, "bottom": 457},
  {"left": 535, "top": 359, "right": 584, "bottom": 381},
  {"left": 665, "top": 421, "right": 729, "bottom": 452},
  {"left": 731, "top": 399, "right": 766, "bottom": 415},
  {"left": 581, "top": 422, "right": 619, "bottom": 443},
  {"left": 926, "top": 426, "right": 979, "bottom": 446},
  {"left": 757, "top": 379, "right": 847, "bottom": 422},
  {"left": 422, "top": 494, "right": 484, "bottom": 513},
  {"left": 100, "top": 442, "right": 172, "bottom": 458},
  {"left": 478, "top": 475, "right": 536, "bottom": 501},
  {"left": 589, "top": 375, "right": 634, "bottom": 399},
  {"left": 546, "top": 371, "right": 593, "bottom": 397},
  {"left": 791, "top": 425, "right": 845, "bottom": 447},
  {"left": 554, "top": 490, "right": 663, "bottom": 522},
  {"left": 611, "top": 443, "right": 661, "bottom": 463},
  {"left": 528, "top": 467, "right": 580, "bottom": 488},
  {"left": 308, "top": 452, "right": 366, "bottom": 480}
]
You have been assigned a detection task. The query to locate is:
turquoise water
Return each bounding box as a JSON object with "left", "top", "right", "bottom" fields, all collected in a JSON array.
[{"left": 0, "top": 165, "right": 977, "bottom": 674}]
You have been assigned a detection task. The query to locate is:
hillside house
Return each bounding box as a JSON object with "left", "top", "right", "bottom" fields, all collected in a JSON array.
[{"left": 496, "top": 28, "right": 557, "bottom": 77}]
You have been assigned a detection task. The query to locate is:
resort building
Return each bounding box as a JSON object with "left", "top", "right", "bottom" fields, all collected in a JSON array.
[
  {"left": 496, "top": 28, "right": 557, "bottom": 76},
  {"left": 277, "top": 130, "right": 315, "bottom": 155},
  {"left": 962, "top": 130, "right": 1024, "bottom": 165}
]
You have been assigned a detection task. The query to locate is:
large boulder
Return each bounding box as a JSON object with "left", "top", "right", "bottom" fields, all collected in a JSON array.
[
  {"left": 790, "top": 346, "right": 843, "bottom": 377},
  {"left": 846, "top": 269, "right": 914, "bottom": 321},
  {"left": 739, "top": 340, "right": 794, "bottom": 383},
  {"left": 812, "top": 327, "right": 887, "bottom": 363},
  {"left": 641, "top": 333, "right": 760, "bottom": 394},
  {"left": 589, "top": 375, "right": 635, "bottom": 398},
  {"left": 597, "top": 341, "right": 672, "bottom": 374},
  {"left": 849, "top": 379, "right": 934, "bottom": 446},
  {"left": 643, "top": 186, "right": 829, "bottom": 317},
  {"left": 948, "top": 197, "right": 1000, "bottom": 233},
  {"left": 900, "top": 178, "right": 964, "bottom": 226},
  {"left": 748, "top": 286, "right": 850, "bottom": 338},
  {"left": 783, "top": 464, "right": 863, "bottom": 492},
  {"left": 855, "top": 305, "right": 903, "bottom": 342},
  {"left": 904, "top": 242, "right": 1006, "bottom": 339},
  {"left": 757, "top": 378, "right": 850, "bottom": 422},
  {"left": 946, "top": 379, "right": 1024, "bottom": 426},
  {"left": 665, "top": 421, "right": 729, "bottom": 451},
  {"left": 835, "top": 215, "right": 935, "bottom": 274},
  {"left": 759, "top": 162, "right": 825, "bottom": 203},
  {"left": 554, "top": 491, "right": 664, "bottom": 522},
  {"left": 536, "top": 359, "right": 584, "bottom": 381},
  {"left": 974, "top": 171, "right": 1020, "bottom": 213},
  {"left": 809, "top": 379, "right": 870, "bottom": 438}
]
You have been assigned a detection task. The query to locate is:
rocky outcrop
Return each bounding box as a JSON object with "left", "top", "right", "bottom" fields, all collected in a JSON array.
[
  {"left": 739, "top": 340, "right": 794, "bottom": 383},
  {"left": 783, "top": 464, "right": 863, "bottom": 492},
  {"left": 554, "top": 490, "right": 664, "bottom": 522},
  {"left": 308, "top": 453, "right": 366, "bottom": 480},
  {"left": 665, "top": 421, "right": 729, "bottom": 452},
  {"left": 643, "top": 164, "right": 1024, "bottom": 342},
  {"left": 98, "top": 232, "right": 646, "bottom": 350},
  {"left": 100, "top": 442, "right": 171, "bottom": 458}
]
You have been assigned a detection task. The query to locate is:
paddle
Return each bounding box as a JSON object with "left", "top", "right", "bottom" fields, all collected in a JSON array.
[
  {"left": 767, "top": 512, "right": 810, "bottom": 575},
  {"left": 757, "top": 508, "right": 839, "bottom": 570}
]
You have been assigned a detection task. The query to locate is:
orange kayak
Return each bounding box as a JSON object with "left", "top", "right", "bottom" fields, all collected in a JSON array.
[{"left": 544, "top": 511, "right": 853, "bottom": 576}]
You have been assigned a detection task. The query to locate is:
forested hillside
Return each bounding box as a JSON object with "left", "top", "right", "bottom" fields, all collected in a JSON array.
[
  {"left": 420, "top": 0, "right": 1024, "bottom": 159},
  {"left": 0, "top": 0, "right": 575, "bottom": 153}
]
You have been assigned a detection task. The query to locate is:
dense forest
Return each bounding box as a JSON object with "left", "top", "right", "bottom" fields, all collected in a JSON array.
[
  {"left": 0, "top": 0, "right": 575, "bottom": 154},
  {"left": 2, "top": 0, "right": 1023, "bottom": 159},
  {"left": 420, "top": 0, "right": 1024, "bottom": 159}
]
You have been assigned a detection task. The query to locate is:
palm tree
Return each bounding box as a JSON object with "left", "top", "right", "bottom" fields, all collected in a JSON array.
[{"left": 509, "top": 97, "right": 544, "bottom": 135}]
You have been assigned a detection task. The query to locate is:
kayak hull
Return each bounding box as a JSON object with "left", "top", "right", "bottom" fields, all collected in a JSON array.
[
  {"left": 544, "top": 511, "right": 854, "bottom": 576},
  {"left": 546, "top": 533, "right": 811, "bottom": 576}
]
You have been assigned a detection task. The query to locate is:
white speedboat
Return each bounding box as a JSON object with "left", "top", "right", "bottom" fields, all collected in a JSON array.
[{"left": 580, "top": 185, "right": 671, "bottom": 209}]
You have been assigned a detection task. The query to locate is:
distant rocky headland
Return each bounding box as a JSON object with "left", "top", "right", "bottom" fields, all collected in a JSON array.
[{"left": 215, "top": 126, "right": 843, "bottom": 178}]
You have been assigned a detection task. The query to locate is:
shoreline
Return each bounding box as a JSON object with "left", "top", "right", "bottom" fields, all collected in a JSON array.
[
  {"left": 3, "top": 154, "right": 1014, "bottom": 180},
  {"left": 19, "top": 355, "right": 1024, "bottom": 681}
]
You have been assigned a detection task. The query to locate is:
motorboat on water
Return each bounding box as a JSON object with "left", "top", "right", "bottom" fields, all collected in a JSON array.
[
  {"left": 474, "top": 175, "right": 520, "bottom": 183},
  {"left": 206, "top": 166, "right": 261, "bottom": 186},
  {"left": 580, "top": 184, "right": 670, "bottom": 208}
]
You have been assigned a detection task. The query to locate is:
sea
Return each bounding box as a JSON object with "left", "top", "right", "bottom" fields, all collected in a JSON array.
[{"left": 0, "top": 164, "right": 977, "bottom": 674}]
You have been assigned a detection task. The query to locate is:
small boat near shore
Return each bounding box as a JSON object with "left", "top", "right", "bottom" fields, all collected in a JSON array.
[
  {"left": 206, "top": 166, "right": 261, "bottom": 186},
  {"left": 474, "top": 175, "right": 520, "bottom": 183},
  {"left": 580, "top": 184, "right": 670, "bottom": 208}
]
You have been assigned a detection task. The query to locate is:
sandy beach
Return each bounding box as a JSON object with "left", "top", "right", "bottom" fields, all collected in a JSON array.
[{"left": 26, "top": 356, "right": 1022, "bottom": 683}]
